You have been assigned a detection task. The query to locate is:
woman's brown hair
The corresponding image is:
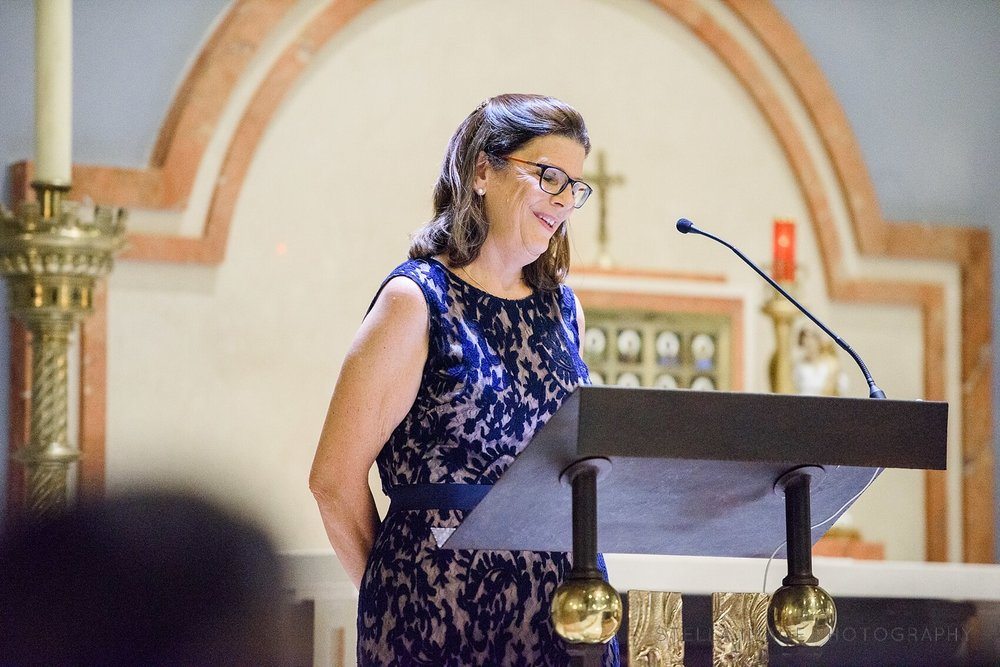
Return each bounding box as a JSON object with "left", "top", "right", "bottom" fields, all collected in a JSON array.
[{"left": 409, "top": 94, "right": 590, "bottom": 291}]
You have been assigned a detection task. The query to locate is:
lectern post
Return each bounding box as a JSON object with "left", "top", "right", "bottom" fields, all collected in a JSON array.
[
  {"left": 778, "top": 466, "right": 823, "bottom": 588},
  {"left": 550, "top": 458, "right": 622, "bottom": 647},
  {"left": 768, "top": 466, "right": 837, "bottom": 646},
  {"left": 567, "top": 458, "right": 608, "bottom": 581}
]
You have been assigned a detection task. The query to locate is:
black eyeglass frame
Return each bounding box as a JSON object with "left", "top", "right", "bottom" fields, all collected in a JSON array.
[{"left": 488, "top": 154, "right": 593, "bottom": 208}]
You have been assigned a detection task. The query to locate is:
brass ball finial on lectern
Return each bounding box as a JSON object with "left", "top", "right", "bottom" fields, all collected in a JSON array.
[
  {"left": 551, "top": 577, "right": 622, "bottom": 644},
  {"left": 767, "top": 582, "right": 837, "bottom": 646}
]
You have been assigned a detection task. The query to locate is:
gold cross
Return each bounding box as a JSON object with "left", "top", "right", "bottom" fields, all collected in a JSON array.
[{"left": 584, "top": 150, "right": 625, "bottom": 267}]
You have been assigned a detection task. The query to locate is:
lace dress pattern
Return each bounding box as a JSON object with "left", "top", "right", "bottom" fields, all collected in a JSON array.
[{"left": 356, "top": 258, "right": 619, "bottom": 666}]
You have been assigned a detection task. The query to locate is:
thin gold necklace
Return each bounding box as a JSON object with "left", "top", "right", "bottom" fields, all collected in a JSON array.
[
  {"left": 460, "top": 265, "right": 490, "bottom": 293},
  {"left": 460, "top": 265, "right": 526, "bottom": 299}
]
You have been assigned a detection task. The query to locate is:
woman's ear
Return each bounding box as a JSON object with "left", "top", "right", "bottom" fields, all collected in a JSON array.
[{"left": 473, "top": 151, "right": 490, "bottom": 193}]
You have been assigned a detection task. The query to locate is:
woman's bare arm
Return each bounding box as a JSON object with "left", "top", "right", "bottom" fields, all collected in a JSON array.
[{"left": 309, "top": 276, "right": 429, "bottom": 588}]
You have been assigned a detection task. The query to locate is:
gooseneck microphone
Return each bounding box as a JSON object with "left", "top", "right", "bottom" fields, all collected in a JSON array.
[{"left": 676, "top": 217, "right": 886, "bottom": 399}]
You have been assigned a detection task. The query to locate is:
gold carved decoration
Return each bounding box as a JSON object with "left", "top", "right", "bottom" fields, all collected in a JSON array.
[
  {"left": 627, "top": 590, "right": 683, "bottom": 666},
  {"left": 712, "top": 592, "right": 769, "bottom": 666}
]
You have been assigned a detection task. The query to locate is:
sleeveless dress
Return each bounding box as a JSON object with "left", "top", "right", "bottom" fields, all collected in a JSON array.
[{"left": 357, "top": 258, "right": 620, "bottom": 666}]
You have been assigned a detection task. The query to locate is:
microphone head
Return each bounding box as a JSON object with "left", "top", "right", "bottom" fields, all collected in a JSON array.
[{"left": 676, "top": 218, "right": 694, "bottom": 234}]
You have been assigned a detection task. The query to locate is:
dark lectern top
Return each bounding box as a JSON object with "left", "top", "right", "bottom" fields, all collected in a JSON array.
[{"left": 445, "top": 386, "right": 947, "bottom": 557}]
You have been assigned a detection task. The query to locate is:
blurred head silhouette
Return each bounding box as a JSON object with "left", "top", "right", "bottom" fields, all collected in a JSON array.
[{"left": 0, "top": 489, "right": 286, "bottom": 665}]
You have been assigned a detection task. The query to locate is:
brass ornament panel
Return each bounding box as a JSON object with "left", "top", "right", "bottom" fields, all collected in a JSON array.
[
  {"left": 712, "top": 592, "right": 770, "bottom": 666},
  {"left": 627, "top": 590, "right": 683, "bottom": 666}
]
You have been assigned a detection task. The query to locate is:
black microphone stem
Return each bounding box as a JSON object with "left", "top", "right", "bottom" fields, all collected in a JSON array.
[{"left": 677, "top": 219, "right": 886, "bottom": 399}]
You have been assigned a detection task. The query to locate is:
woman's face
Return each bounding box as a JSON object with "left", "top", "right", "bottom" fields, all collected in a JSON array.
[{"left": 477, "top": 134, "right": 586, "bottom": 265}]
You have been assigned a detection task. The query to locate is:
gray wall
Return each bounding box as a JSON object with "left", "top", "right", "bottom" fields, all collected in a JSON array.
[{"left": 1, "top": 0, "right": 998, "bottom": 557}]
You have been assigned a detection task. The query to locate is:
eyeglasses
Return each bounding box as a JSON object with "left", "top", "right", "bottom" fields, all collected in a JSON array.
[{"left": 492, "top": 155, "right": 593, "bottom": 208}]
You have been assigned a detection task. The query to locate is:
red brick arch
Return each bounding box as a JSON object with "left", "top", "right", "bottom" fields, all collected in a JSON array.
[{"left": 8, "top": 0, "right": 992, "bottom": 562}]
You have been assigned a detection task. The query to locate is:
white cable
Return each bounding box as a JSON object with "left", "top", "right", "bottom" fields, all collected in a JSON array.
[
  {"left": 762, "top": 540, "right": 785, "bottom": 594},
  {"left": 761, "top": 467, "right": 883, "bottom": 594}
]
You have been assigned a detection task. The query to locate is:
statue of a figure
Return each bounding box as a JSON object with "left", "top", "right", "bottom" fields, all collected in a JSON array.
[{"left": 793, "top": 328, "right": 847, "bottom": 396}]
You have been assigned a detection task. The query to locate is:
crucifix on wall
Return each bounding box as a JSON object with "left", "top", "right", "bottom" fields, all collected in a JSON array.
[{"left": 584, "top": 150, "right": 625, "bottom": 268}]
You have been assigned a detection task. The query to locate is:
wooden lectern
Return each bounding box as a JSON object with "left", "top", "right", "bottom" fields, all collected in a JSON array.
[
  {"left": 447, "top": 386, "right": 946, "bottom": 555},
  {"left": 445, "top": 386, "right": 948, "bottom": 659}
]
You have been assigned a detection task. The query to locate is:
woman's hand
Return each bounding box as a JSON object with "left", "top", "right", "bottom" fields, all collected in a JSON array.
[{"left": 309, "top": 276, "right": 429, "bottom": 587}]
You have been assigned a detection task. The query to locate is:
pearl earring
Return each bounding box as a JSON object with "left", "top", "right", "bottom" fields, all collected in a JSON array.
[{"left": 476, "top": 188, "right": 485, "bottom": 196}]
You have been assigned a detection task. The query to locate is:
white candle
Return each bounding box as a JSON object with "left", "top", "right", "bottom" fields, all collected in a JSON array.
[{"left": 34, "top": 0, "right": 73, "bottom": 185}]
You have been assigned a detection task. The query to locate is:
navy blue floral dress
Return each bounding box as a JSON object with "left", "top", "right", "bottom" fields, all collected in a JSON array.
[{"left": 357, "top": 258, "right": 619, "bottom": 666}]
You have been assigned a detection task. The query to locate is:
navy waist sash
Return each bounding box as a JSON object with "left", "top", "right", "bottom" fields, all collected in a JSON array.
[{"left": 387, "top": 483, "right": 493, "bottom": 514}]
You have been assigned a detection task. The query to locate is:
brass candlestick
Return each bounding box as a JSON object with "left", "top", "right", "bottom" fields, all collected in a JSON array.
[
  {"left": 0, "top": 181, "right": 126, "bottom": 516},
  {"left": 763, "top": 280, "right": 799, "bottom": 394}
]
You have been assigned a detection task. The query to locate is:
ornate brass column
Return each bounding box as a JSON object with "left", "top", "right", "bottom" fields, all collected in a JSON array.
[{"left": 1, "top": 182, "right": 126, "bottom": 515}]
